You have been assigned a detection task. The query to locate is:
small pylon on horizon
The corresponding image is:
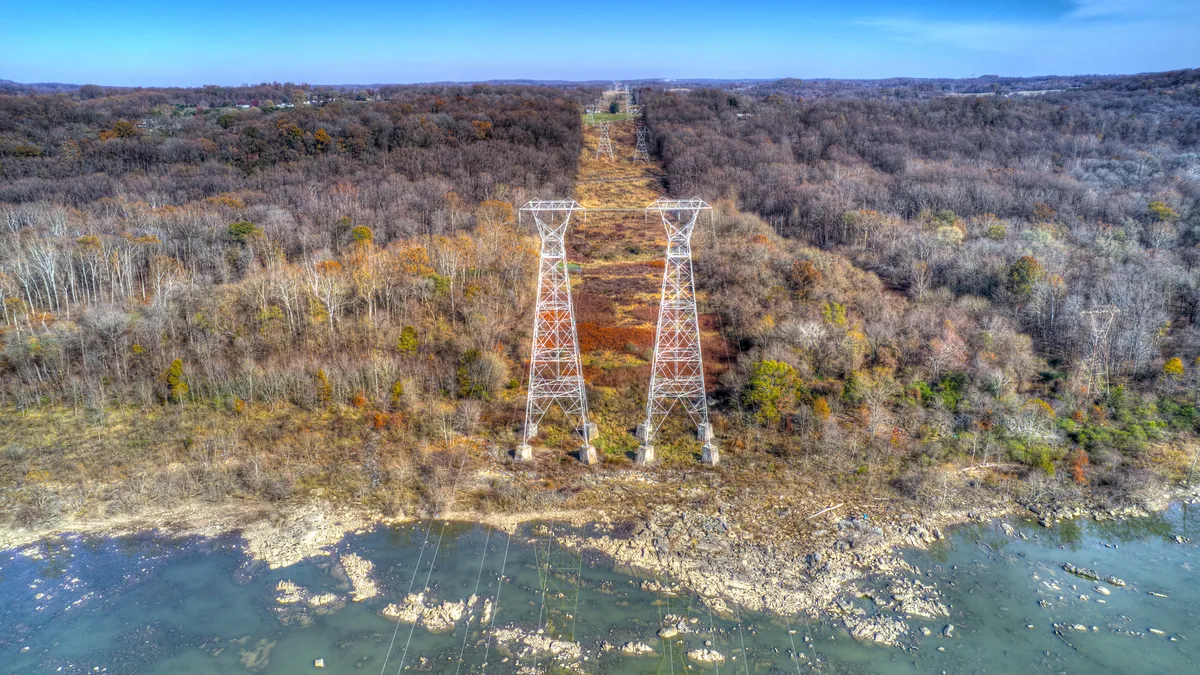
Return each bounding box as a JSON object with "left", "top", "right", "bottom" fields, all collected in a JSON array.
[
  {"left": 632, "top": 125, "right": 650, "bottom": 161},
  {"left": 595, "top": 123, "right": 615, "bottom": 161}
]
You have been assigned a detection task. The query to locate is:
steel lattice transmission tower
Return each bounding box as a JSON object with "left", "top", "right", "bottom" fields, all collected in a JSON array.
[
  {"left": 1080, "top": 305, "right": 1119, "bottom": 398},
  {"left": 637, "top": 198, "right": 717, "bottom": 466},
  {"left": 585, "top": 107, "right": 595, "bottom": 126},
  {"left": 517, "top": 200, "right": 598, "bottom": 464},
  {"left": 595, "top": 123, "right": 615, "bottom": 161},
  {"left": 632, "top": 125, "right": 650, "bottom": 161}
]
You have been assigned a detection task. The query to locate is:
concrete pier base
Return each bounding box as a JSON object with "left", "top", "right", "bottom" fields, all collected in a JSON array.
[
  {"left": 515, "top": 444, "right": 533, "bottom": 461},
  {"left": 580, "top": 445, "right": 599, "bottom": 465},
  {"left": 582, "top": 422, "right": 599, "bottom": 444},
  {"left": 701, "top": 443, "right": 719, "bottom": 466},
  {"left": 635, "top": 445, "right": 656, "bottom": 466},
  {"left": 635, "top": 422, "right": 650, "bottom": 442},
  {"left": 697, "top": 423, "right": 714, "bottom": 442}
]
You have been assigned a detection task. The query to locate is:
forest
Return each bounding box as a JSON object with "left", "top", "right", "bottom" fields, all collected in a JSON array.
[
  {"left": 1, "top": 70, "right": 1199, "bottom": 526},
  {"left": 0, "top": 83, "right": 594, "bottom": 521},
  {"left": 645, "top": 69, "right": 1200, "bottom": 502}
]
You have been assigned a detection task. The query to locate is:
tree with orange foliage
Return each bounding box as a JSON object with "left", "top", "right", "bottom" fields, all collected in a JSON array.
[
  {"left": 813, "top": 396, "right": 832, "bottom": 422},
  {"left": 1070, "top": 448, "right": 1089, "bottom": 485},
  {"left": 314, "top": 128, "right": 332, "bottom": 151}
]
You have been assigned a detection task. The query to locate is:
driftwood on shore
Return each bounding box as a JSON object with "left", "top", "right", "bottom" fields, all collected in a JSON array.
[
  {"left": 960, "top": 463, "right": 1024, "bottom": 474},
  {"left": 806, "top": 503, "right": 845, "bottom": 520}
]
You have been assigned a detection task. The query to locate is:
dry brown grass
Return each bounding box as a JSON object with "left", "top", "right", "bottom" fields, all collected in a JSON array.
[{"left": 561, "top": 119, "right": 733, "bottom": 444}]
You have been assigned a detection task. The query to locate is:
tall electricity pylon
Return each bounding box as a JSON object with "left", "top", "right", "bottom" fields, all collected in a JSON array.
[
  {"left": 518, "top": 200, "right": 598, "bottom": 464},
  {"left": 1080, "top": 305, "right": 1119, "bottom": 398},
  {"left": 585, "top": 107, "right": 595, "bottom": 126},
  {"left": 595, "top": 123, "right": 615, "bottom": 161},
  {"left": 637, "top": 198, "right": 717, "bottom": 466},
  {"left": 632, "top": 125, "right": 650, "bottom": 162}
]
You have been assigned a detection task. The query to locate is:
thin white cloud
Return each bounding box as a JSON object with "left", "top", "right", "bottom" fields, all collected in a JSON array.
[
  {"left": 1066, "top": 0, "right": 1186, "bottom": 19},
  {"left": 859, "top": 0, "right": 1200, "bottom": 72}
]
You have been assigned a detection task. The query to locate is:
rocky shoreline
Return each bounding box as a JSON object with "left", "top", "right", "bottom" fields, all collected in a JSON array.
[{"left": 4, "top": 469, "right": 1199, "bottom": 653}]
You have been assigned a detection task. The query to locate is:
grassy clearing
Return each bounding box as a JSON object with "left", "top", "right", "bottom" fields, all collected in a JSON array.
[{"left": 584, "top": 112, "right": 634, "bottom": 124}]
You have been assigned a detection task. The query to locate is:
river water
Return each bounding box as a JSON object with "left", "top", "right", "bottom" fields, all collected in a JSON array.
[{"left": 2, "top": 506, "right": 1198, "bottom": 674}]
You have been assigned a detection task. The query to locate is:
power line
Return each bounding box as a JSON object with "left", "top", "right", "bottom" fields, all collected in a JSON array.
[
  {"left": 733, "top": 604, "right": 750, "bottom": 675},
  {"left": 378, "top": 449, "right": 469, "bottom": 675},
  {"left": 478, "top": 532, "right": 512, "bottom": 673},
  {"left": 784, "top": 615, "right": 804, "bottom": 675},
  {"left": 453, "top": 526, "right": 492, "bottom": 675},
  {"left": 377, "top": 519, "right": 437, "bottom": 674}
]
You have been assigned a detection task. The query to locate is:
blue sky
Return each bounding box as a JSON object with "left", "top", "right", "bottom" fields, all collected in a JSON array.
[{"left": 2, "top": 0, "right": 1197, "bottom": 86}]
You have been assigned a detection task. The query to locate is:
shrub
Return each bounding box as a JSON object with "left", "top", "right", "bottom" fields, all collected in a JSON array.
[
  {"left": 227, "top": 221, "right": 259, "bottom": 244},
  {"left": 457, "top": 350, "right": 509, "bottom": 400},
  {"left": 315, "top": 369, "right": 332, "bottom": 403},
  {"left": 1005, "top": 256, "right": 1044, "bottom": 298},
  {"left": 742, "top": 360, "right": 802, "bottom": 426},
  {"left": 396, "top": 326, "right": 419, "bottom": 355},
  {"left": 162, "top": 359, "right": 188, "bottom": 403}
]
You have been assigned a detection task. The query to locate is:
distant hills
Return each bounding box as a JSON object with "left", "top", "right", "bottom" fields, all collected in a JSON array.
[
  {"left": 0, "top": 79, "right": 81, "bottom": 94},
  {"left": 1, "top": 69, "right": 1195, "bottom": 98}
]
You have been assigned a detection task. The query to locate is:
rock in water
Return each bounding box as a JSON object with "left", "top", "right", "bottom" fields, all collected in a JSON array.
[
  {"left": 687, "top": 648, "right": 727, "bottom": 664},
  {"left": 1061, "top": 563, "right": 1101, "bottom": 581},
  {"left": 620, "top": 641, "right": 655, "bottom": 655}
]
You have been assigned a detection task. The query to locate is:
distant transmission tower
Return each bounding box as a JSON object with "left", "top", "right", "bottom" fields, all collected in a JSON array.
[
  {"left": 637, "top": 198, "right": 716, "bottom": 466},
  {"left": 595, "top": 123, "right": 615, "bottom": 161},
  {"left": 518, "top": 200, "right": 598, "bottom": 464},
  {"left": 624, "top": 87, "right": 633, "bottom": 115},
  {"left": 632, "top": 125, "right": 650, "bottom": 161},
  {"left": 585, "top": 107, "right": 595, "bottom": 126},
  {"left": 1080, "top": 305, "right": 1119, "bottom": 398}
]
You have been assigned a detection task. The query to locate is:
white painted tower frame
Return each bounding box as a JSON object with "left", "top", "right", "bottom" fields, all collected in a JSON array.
[
  {"left": 517, "top": 200, "right": 598, "bottom": 463},
  {"left": 638, "top": 198, "right": 718, "bottom": 465}
]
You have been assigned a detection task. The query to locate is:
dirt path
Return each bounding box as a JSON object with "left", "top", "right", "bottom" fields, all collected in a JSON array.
[{"left": 567, "top": 118, "right": 729, "bottom": 458}]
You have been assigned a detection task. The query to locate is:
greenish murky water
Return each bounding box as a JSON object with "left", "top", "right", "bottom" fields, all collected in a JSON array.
[{"left": 2, "top": 506, "right": 1198, "bottom": 674}]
